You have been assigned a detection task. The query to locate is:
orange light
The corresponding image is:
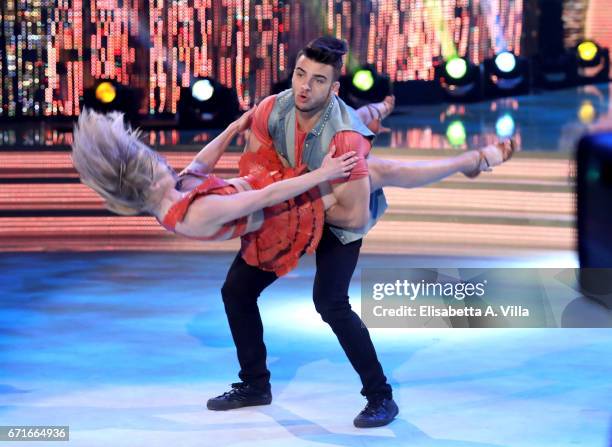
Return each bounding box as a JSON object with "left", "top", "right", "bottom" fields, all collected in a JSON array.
[{"left": 95, "top": 82, "right": 116, "bottom": 104}]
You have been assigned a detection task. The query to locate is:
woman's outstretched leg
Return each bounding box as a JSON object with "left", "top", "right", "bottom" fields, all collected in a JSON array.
[{"left": 368, "top": 140, "right": 516, "bottom": 191}]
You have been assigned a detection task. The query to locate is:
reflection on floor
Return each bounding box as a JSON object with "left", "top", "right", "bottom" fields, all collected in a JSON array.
[
  {"left": 1, "top": 83, "right": 611, "bottom": 152},
  {"left": 378, "top": 82, "right": 612, "bottom": 152},
  {"left": 1, "top": 252, "right": 609, "bottom": 447}
]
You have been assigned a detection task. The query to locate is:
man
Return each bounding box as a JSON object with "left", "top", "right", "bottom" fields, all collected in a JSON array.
[{"left": 206, "top": 36, "right": 397, "bottom": 428}]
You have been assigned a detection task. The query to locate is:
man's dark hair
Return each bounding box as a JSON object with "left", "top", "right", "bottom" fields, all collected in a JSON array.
[{"left": 296, "top": 36, "right": 348, "bottom": 81}]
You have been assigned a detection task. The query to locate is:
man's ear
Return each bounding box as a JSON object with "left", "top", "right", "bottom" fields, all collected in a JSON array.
[{"left": 332, "top": 81, "right": 340, "bottom": 95}]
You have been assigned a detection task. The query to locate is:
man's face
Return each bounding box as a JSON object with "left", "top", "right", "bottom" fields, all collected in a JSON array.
[{"left": 291, "top": 55, "right": 339, "bottom": 114}]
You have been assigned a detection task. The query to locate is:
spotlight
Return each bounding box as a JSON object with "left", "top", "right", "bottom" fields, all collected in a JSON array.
[
  {"left": 178, "top": 77, "right": 240, "bottom": 128},
  {"left": 446, "top": 58, "right": 468, "bottom": 80},
  {"left": 83, "top": 79, "right": 142, "bottom": 121},
  {"left": 494, "top": 52, "right": 517, "bottom": 73},
  {"left": 575, "top": 40, "right": 610, "bottom": 84},
  {"left": 338, "top": 65, "right": 392, "bottom": 109},
  {"left": 95, "top": 82, "right": 117, "bottom": 104},
  {"left": 352, "top": 69, "right": 375, "bottom": 92},
  {"left": 436, "top": 56, "right": 483, "bottom": 102},
  {"left": 192, "top": 79, "right": 215, "bottom": 102},
  {"left": 484, "top": 51, "right": 530, "bottom": 98},
  {"left": 577, "top": 41, "right": 598, "bottom": 63}
]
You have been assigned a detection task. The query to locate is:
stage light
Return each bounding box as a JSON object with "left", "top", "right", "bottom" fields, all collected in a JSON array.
[
  {"left": 574, "top": 40, "right": 610, "bottom": 84},
  {"left": 577, "top": 41, "right": 598, "bottom": 63},
  {"left": 178, "top": 77, "right": 240, "bottom": 128},
  {"left": 338, "top": 65, "right": 392, "bottom": 109},
  {"left": 446, "top": 120, "right": 467, "bottom": 147},
  {"left": 352, "top": 69, "right": 375, "bottom": 92},
  {"left": 484, "top": 51, "right": 530, "bottom": 98},
  {"left": 192, "top": 79, "right": 215, "bottom": 102},
  {"left": 83, "top": 79, "right": 142, "bottom": 121},
  {"left": 494, "top": 52, "right": 517, "bottom": 73},
  {"left": 495, "top": 114, "right": 516, "bottom": 138},
  {"left": 95, "top": 82, "right": 116, "bottom": 104},
  {"left": 437, "top": 57, "right": 482, "bottom": 102},
  {"left": 445, "top": 57, "right": 468, "bottom": 80}
]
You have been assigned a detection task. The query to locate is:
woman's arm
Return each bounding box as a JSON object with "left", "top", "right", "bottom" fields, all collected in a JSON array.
[
  {"left": 182, "top": 108, "right": 255, "bottom": 174},
  {"left": 177, "top": 149, "right": 358, "bottom": 233}
]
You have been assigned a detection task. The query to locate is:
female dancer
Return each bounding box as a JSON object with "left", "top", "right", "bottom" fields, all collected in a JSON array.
[{"left": 71, "top": 104, "right": 514, "bottom": 275}]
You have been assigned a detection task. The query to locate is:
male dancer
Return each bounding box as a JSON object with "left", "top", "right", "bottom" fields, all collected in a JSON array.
[{"left": 206, "top": 36, "right": 398, "bottom": 428}]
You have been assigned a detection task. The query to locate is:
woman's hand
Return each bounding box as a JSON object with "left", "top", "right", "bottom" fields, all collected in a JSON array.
[
  {"left": 319, "top": 145, "right": 359, "bottom": 181},
  {"left": 234, "top": 108, "right": 256, "bottom": 133}
]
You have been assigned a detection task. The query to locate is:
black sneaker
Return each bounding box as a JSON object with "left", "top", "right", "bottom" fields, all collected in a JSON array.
[
  {"left": 206, "top": 382, "right": 272, "bottom": 411},
  {"left": 353, "top": 397, "right": 399, "bottom": 428}
]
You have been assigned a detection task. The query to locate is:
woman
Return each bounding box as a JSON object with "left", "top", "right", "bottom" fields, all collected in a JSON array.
[{"left": 72, "top": 105, "right": 514, "bottom": 275}]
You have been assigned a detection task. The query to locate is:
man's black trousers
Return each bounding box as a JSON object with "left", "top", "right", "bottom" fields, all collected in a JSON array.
[{"left": 220, "top": 225, "right": 392, "bottom": 400}]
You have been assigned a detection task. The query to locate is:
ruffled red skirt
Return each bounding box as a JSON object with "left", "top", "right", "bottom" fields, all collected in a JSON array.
[{"left": 239, "top": 145, "right": 325, "bottom": 276}]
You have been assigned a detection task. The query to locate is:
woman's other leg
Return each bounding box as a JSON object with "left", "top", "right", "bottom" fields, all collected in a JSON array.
[{"left": 367, "top": 140, "right": 515, "bottom": 190}]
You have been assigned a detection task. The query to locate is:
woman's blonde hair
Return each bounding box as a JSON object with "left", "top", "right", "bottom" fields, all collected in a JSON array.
[{"left": 71, "top": 109, "right": 167, "bottom": 215}]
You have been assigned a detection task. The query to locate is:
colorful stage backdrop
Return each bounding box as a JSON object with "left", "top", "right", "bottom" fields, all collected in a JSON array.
[{"left": 3, "top": 0, "right": 525, "bottom": 117}]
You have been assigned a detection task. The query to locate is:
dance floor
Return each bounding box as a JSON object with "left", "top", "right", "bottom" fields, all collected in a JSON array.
[
  {"left": 1, "top": 84, "right": 611, "bottom": 446},
  {"left": 1, "top": 251, "right": 611, "bottom": 447}
]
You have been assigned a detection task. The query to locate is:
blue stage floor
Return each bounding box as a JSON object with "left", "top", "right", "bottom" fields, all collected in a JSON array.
[{"left": 1, "top": 252, "right": 610, "bottom": 446}]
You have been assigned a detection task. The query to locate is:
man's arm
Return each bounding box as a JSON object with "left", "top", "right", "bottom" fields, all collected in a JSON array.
[
  {"left": 324, "top": 176, "right": 370, "bottom": 229},
  {"left": 323, "top": 132, "right": 372, "bottom": 230}
]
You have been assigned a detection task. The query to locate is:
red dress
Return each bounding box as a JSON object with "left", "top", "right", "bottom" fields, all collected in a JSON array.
[{"left": 161, "top": 145, "right": 325, "bottom": 276}]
